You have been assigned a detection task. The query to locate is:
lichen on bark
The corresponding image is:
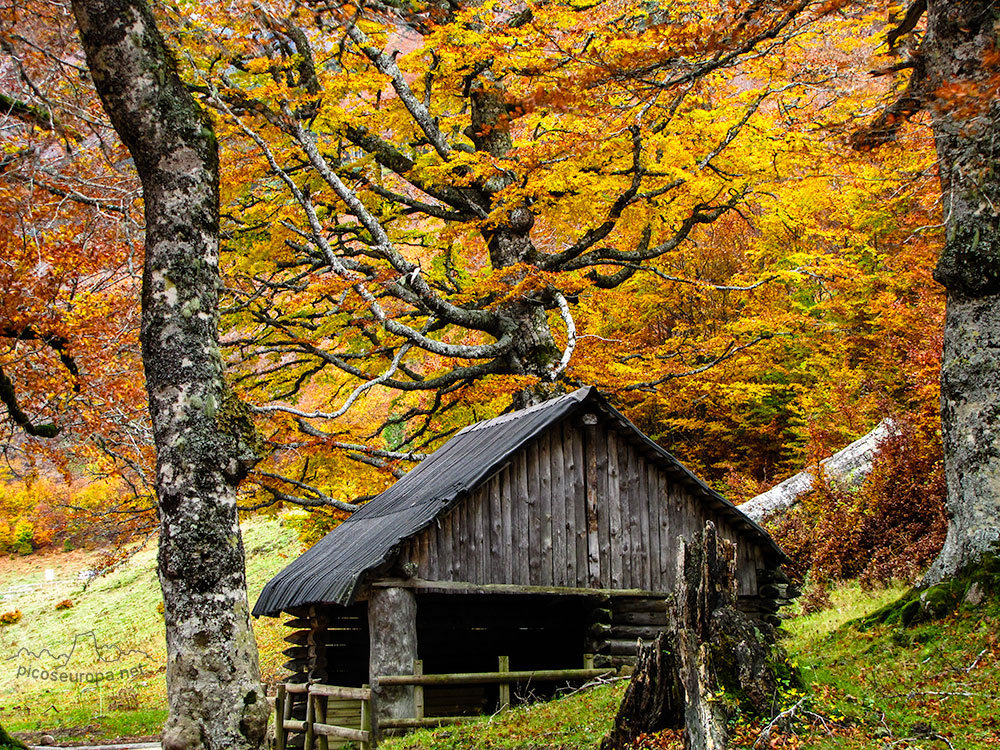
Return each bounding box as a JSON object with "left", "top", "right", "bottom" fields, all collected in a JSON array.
[
  {"left": 920, "top": 0, "right": 1000, "bottom": 582},
  {"left": 70, "top": 0, "right": 269, "bottom": 747}
]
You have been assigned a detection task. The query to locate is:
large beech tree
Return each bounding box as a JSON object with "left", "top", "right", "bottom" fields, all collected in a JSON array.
[
  {"left": 170, "top": 0, "right": 840, "bottom": 509},
  {"left": 70, "top": 0, "right": 268, "bottom": 748},
  {"left": 865, "top": 0, "right": 1000, "bottom": 581},
  {"left": 925, "top": 0, "right": 1000, "bottom": 581}
]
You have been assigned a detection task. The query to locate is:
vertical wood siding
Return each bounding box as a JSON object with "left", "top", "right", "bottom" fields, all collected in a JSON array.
[{"left": 401, "top": 416, "right": 764, "bottom": 595}]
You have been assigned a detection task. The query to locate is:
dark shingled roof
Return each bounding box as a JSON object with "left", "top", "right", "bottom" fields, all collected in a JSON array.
[{"left": 253, "top": 386, "right": 786, "bottom": 617}]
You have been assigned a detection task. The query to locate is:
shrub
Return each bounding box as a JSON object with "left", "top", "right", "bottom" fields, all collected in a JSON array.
[
  {"left": 769, "top": 418, "right": 946, "bottom": 586},
  {"left": 0, "top": 610, "right": 22, "bottom": 626},
  {"left": 12, "top": 520, "right": 34, "bottom": 555},
  {"left": 55, "top": 599, "right": 74, "bottom": 610}
]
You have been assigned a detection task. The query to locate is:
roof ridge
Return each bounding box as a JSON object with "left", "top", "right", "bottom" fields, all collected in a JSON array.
[{"left": 461, "top": 386, "right": 592, "bottom": 434}]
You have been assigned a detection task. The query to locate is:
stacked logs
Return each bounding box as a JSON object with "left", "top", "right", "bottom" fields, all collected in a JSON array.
[
  {"left": 735, "top": 568, "right": 802, "bottom": 626},
  {"left": 587, "top": 598, "right": 668, "bottom": 667}
]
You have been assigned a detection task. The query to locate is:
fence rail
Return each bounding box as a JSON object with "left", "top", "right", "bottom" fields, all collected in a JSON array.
[
  {"left": 378, "top": 666, "right": 612, "bottom": 687},
  {"left": 274, "top": 682, "right": 372, "bottom": 750},
  {"left": 273, "top": 654, "right": 612, "bottom": 749}
]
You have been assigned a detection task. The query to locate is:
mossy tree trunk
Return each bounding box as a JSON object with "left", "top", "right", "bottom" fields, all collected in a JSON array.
[
  {"left": 922, "top": 1, "right": 1000, "bottom": 583},
  {"left": 0, "top": 722, "right": 28, "bottom": 750},
  {"left": 70, "top": 1, "right": 269, "bottom": 748}
]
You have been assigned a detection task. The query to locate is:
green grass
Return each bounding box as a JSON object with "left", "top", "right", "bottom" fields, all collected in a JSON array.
[
  {"left": 779, "top": 574, "right": 1000, "bottom": 749},
  {"left": 4, "top": 531, "right": 998, "bottom": 749},
  {"left": 5, "top": 708, "right": 167, "bottom": 739},
  {"left": 381, "top": 681, "right": 629, "bottom": 750},
  {"left": 0, "top": 516, "right": 301, "bottom": 742}
]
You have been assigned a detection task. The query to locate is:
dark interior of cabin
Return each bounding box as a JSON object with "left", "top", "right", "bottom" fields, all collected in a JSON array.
[
  {"left": 306, "top": 593, "right": 596, "bottom": 717},
  {"left": 416, "top": 592, "right": 594, "bottom": 715}
]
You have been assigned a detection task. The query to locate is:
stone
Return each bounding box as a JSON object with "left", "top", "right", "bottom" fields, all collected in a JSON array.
[{"left": 964, "top": 581, "right": 984, "bottom": 606}]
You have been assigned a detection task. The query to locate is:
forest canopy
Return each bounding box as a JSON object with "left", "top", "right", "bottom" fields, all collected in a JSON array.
[{"left": 0, "top": 0, "right": 945, "bottom": 576}]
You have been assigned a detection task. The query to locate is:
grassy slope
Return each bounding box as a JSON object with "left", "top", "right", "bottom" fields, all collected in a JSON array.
[
  {"left": 380, "top": 582, "right": 998, "bottom": 750},
  {"left": 783, "top": 582, "right": 1000, "bottom": 749},
  {"left": 0, "top": 516, "right": 300, "bottom": 741}
]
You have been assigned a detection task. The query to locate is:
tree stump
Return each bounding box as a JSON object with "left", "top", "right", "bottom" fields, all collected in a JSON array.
[{"left": 602, "top": 522, "right": 790, "bottom": 750}]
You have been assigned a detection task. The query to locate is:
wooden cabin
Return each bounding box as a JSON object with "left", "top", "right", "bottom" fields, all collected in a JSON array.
[{"left": 254, "top": 386, "right": 790, "bottom": 741}]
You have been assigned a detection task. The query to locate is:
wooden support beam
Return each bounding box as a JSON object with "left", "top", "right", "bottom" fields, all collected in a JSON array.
[
  {"left": 305, "top": 690, "right": 316, "bottom": 750},
  {"left": 498, "top": 655, "right": 510, "bottom": 709},
  {"left": 378, "top": 667, "right": 613, "bottom": 686},
  {"left": 370, "top": 578, "right": 667, "bottom": 598},
  {"left": 361, "top": 683, "right": 372, "bottom": 750},
  {"left": 414, "top": 659, "right": 425, "bottom": 719},
  {"left": 315, "top": 694, "right": 329, "bottom": 750},
  {"left": 369, "top": 586, "right": 418, "bottom": 742},
  {"left": 275, "top": 684, "right": 287, "bottom": 750}
]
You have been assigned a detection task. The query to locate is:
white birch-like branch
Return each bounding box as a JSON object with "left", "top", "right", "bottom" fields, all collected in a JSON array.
[
  {"left": 550, "top": 291, "right": 576, "bottom": 380},
  {"left": 343, "top": 21, "right": 452, "bottom": 160},
  {"left": 740, "top": 418, "right": 899, "bottom": 522}
]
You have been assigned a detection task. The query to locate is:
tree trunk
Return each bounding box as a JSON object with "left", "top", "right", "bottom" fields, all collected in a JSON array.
[
  {"left": 70, "top": 2, "right": 269, "bottom": 748},
  {"left": 0, "top": 722, "right": 28, "bottom": 750},
  {"left": 923, "top": 1, "right": 1000, "bottom": 583},
  {"left": 368, "top": 586, "right": 418, "bottom": 741},
  {"left": 468, "top": 71, "right": 563, "bottom": 408},
  {"left": 602, "top": 523, "right": 787, "bottom": 750}
]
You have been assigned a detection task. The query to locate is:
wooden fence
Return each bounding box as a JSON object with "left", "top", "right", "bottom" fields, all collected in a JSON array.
[
  {"left": 274, "top": 682, "right": 372, "bottom": 750},
  {"left": 273, "top": 655, "right": 614, "bottom": 748}
]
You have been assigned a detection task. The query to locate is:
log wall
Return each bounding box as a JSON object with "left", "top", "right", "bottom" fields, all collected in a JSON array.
[{"left": 400, "top": 413, "right": 766, "bottom": 597}]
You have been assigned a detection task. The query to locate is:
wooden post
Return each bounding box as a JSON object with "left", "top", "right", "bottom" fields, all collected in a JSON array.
[
  {"left": 361, "top": 684, "right": 372, "bottom": 750},
  {"left": 305, "top": 686, "right": 316, "bottom": 750},
  {"left": 583, "top": 653, "right": 595, "bottom": 670},
  {"left": 369, "top": 585, "right": 418, "bottom": 743},
  {"left": 315, "top": 690, "right": 329, "bottom": 750},
  {"left": 275, "top": 684, "right": 287, "bottom": 750},
  {"left": 414, "top": 659, "right": 425, "bottom": 720},
  {"left": 498, "top": 655, "right": 510, "bottom": 709}
]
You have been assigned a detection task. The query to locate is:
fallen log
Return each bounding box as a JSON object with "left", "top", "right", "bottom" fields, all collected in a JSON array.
[{"left": 740, "top": 418, "right": 896, "bottom": 522}]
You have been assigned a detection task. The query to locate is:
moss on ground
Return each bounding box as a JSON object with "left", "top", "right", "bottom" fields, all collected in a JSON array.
[{"left": 857, "top": 553, "right": 1000, "bottom": 629}]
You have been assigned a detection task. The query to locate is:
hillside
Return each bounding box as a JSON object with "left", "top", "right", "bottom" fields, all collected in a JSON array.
[
  {"left": 0, "top": 517, "right": 300, "bottom": 741},
  {"left": 378, "top": 582, "right": 999, "bottom": 750}
]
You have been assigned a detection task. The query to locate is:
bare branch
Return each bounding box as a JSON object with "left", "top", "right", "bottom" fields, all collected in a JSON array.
[{"left": 254, "top": 470, "right": 360, "bottom": 511}]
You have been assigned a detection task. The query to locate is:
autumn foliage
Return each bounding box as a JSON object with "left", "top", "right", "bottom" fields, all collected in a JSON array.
[
  {"left": 0, "top": 0, "right": 953, "bottom": 584},
  {"left": 769, "top": 419, "right": 947, "bottom": 587}
]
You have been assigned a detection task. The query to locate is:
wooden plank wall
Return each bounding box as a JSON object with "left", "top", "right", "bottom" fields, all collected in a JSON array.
[{"left": 401, "top": 415, "right": 763, "bottom": 596}]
